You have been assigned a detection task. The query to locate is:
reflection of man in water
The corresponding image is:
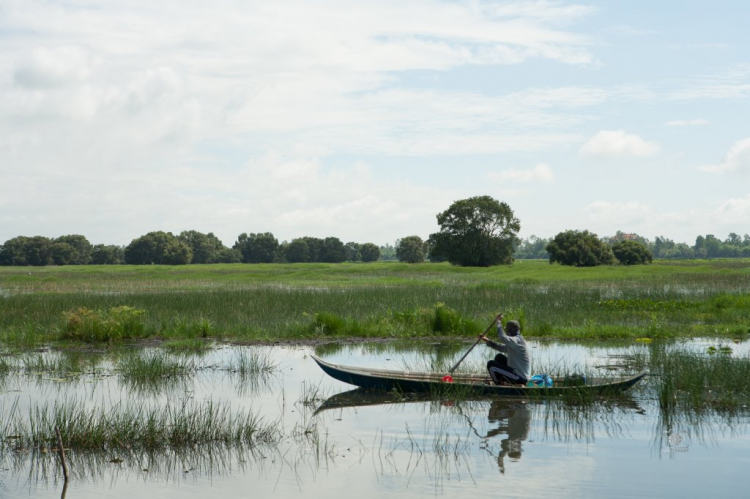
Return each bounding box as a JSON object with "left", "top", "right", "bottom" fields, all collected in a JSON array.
[{"left": 485, "top": 401, "right": 531, "bottom": 474}]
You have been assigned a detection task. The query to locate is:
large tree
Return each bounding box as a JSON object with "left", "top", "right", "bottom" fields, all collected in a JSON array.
[
  {"left": 178, "top": 230, "right": 225, "bottom": 264},
  {"left": 321, "top": 237, "right": 347, "bottom": 263},
  {"left": 546, "top": 230, "right": 615, "bottom": 267},
  {"left": 0, "top": 236, "right": 53, "bottom": 266},
  {"left": 396, "top": 235, "right": 425, "bottom": 263},
  {"left": 54, "top": 235, "right": 93, "bottom": 264},
  {"left": 429, "top": 196, "right": 520, "bottom": 267},
  {"left": 285, "top": 239, "right": 310, "bottom": 263},
  {"left": 124, "top": 231, "right": 192, "bottom": 265},
  {"left": 234, "top": 232, "right": 279, "bottom": 263},
  {"left": 360, "top": 243, "right": 380, "bottom": 262},
  {"left": 91, "top": 244, "right": 125, "bottom": 264}
]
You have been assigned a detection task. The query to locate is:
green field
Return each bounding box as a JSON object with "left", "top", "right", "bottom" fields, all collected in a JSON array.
[{"left": 1, "top": 260, "right": 749, "bottom": 347}]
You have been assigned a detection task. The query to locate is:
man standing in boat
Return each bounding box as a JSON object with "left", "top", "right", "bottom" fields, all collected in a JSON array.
[{"left": 479, "top": 314, "right": 530, "bottom": 385}]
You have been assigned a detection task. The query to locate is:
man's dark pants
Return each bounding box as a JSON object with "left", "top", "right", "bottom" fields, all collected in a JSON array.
[{"left": 487, "top": 354, "right": 527, "bottom": 385}]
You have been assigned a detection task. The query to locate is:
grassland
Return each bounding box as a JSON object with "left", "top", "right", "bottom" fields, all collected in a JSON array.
[{"left": 1, "top": 260, "right": 749, "bottom": 348}]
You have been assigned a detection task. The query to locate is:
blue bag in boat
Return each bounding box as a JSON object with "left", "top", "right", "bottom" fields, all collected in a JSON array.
[{"left": 528, "top": 374, "right": 554, "bottom": 387}]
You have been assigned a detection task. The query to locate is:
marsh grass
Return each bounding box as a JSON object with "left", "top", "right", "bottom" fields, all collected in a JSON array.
[
  {"left": 1, "top": 261, "right": 749, "bottom": 348},
  {"left": 117, "top": 351, "right": 196, "bottom": 382},
  {"left": 162, "top": 338, "right": 214, "bottom": 354},
  {"left": 646, "top": 343, "right": 750, "bottom": 413},
  {"left": 0, "top": 397, "right": 281, "bottom": 452},
  {"left": 227, "top": 349, "right": 277, "bottom": 376}
]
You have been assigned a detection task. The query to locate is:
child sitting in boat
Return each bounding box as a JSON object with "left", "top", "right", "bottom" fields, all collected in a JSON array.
[{"left": 479, "top": 314, "right": 530, "bottom": 386}]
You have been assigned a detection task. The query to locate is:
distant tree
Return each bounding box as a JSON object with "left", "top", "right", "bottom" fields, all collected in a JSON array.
[
  {"left": 91, "top": 244, "right": 125, "bottom": 264},
  {"left": 652, "top": 236, "right": 676, "bottom": 258},
  {"left": 50, "top": 242, "right": 78, "bottom": 265},
  {"left": 234, "top": 232, "right": 279, "bottom": 263},
  {"left": 726, "top": 232, "right": 742, "bottom": 246},
  {"left": 125, "top": 231, "right": 192, "bottom": 265},
  {"left": 178, "top": 230, "right": 224, "bottom": 264},
  {"left": 321, "top": 237, "right": 347, "bottom": 263},
  {"left": 54, "top": 235, "right": 93, "bottom": 264},
  {"left": 0, "top": 236, "right": 32, "bottom": 265},
  {"left": 213, "top": 247, "right": 242, "bottom": 263},
  {"left": 0, "top": 236, "right": 54, "bottom": 266},
  {"left": 301, "top": 237, "right": 325, "bottom": 262},
  {"left": 345, "top": 242, "right": 361, "bottom": 262},
  {"left": 360, "top": 243, "right": 380, "bottom": 262},
  {"left": 396, "top": 235, "right": 425, "bottom": 263},
  {"left": 546, "top": 230, "right": 615, "bottom": 267},
  {"left": 379, "top": 243, "right": 397, "bottom": 261},
  {"left": 704, "top": 234, "right": 721, "bottom": 258},
  {"left": 429, "top": 196, "right": 520, "bottom": 267},
  {"left": 693, "top": 235, "right": 707, "bottom": 258},
  {"left": 515, "top": 235, "right": 550, "bottom": 259},
  {"left": 612, "top": 240, "right": 653, "bottom": 265},
  {"left": 426, "top": 233, "right": 448, "bottom": 262},
  {"left": 285, "top": 239, "right": 310, "bottom": 263},
  {"left": 605, "top": 231, "right": 650, "bottom": 247}
]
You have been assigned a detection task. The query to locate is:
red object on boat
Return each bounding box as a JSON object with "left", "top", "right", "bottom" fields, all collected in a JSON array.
[{"left": 441, "top": 375, "right": 453, "bottom": 383}]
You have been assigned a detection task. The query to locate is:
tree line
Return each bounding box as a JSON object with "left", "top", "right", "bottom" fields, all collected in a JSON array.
[
  {"left": 2, "top": 195, "right": 748, "bottom": 267},
  {"left": 0, "top": 231, "right": 383, "bottom": 266},
  {"left": 515, "top": 231, "right": 750, "bottom": 261}
]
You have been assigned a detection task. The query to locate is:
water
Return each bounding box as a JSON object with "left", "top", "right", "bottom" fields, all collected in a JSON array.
[{"left": 0, "top": 340, "right": 748, "bottom": 498}]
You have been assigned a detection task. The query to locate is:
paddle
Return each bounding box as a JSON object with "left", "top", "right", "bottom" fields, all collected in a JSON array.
[{"left": 446, "top": 315, "right": 500, "bottom": 376}]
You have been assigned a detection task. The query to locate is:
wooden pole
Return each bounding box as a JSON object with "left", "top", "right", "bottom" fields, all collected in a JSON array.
[
  {"left": 54, "top": 426, "right": 69, "bottom": 482},
  {"left": 448, "top": 318, "right": 499, "bottom": 374}
]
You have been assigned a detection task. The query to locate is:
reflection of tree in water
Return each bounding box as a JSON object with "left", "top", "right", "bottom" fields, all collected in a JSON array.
[{"left": 484, "top": 401, "right": 531, "bottom": 474}]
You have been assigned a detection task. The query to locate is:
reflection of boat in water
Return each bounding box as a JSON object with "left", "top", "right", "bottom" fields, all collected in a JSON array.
[
  {"left": 313, "top": 389, "right": 443, "bottom": 415},
  {"left": 315, "top": 388, "right": 646, "bottom": 476},
  {"left": 312, "top": 355, "right": 647, "bottom": 396}
]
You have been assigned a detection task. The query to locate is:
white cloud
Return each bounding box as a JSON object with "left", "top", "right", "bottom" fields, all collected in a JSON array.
[
  {"left": 13, "top": 46, "right": 94, "bottom": 89},
  {"left": 583, "top": 201, "right": 653, "bottom": 227},
  {"left": 670, "top": 64, "right": 750, "bottom": 100},
  {"left": 579, "top": 130, "right": 659, "bottom": 158},
  {"left": 714, "top": 194, "right": 750, "bottom": 224},
  {"left": 488, "top": 163, "right": 554, "bottom": 182},
  {"left": 664, "top": 119, "right": 708, "bottom": 127},
  {"left": 698, "top": 137, "right": 750, "bottom": 173}
]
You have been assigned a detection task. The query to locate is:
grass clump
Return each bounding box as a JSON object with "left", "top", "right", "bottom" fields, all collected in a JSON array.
[
  {"left": 61, "top": 306, "right": 146, "bottom": 342},
  {"left": 1, "top": 398, "right": 281, "bottom": 452},
  {"left": 431, "top": 302, "right": 480, "bottom": 335},
  {"left": 311, "top": 312, "right": 347, "bottom": 335},
  {"left": 227, "top": 349, "right": 278, "bottom": 376},
  {"left": 644, "top": 342, "right": 750, "bottom": 413},
  {"left": 118, "top": 352, "right": 195, "bottom": 382}
]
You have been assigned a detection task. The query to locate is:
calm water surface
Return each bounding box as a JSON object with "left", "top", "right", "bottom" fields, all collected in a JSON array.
[{"left": 1, "top": 339, "right": 748, "bottom": 498}]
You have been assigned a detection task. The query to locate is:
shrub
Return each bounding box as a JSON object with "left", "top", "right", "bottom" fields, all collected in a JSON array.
[
  {"left": 546, "top": 230, "right": 615, "bottom": 267},
  {"left": 62, "top": 306, "right": 146, "bottom": 342},
  {"left": 612, "top": 240, "right": 653, "bottom": 265}
]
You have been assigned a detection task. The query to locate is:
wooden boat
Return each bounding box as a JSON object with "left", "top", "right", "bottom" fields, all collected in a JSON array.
[{"left": 311, "top": 354, "right": 648, "bottom": 397}]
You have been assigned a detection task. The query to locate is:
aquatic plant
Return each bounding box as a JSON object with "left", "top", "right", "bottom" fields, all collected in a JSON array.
[{"left": 0, "top": 398, "right": 281, "bottom": 452}]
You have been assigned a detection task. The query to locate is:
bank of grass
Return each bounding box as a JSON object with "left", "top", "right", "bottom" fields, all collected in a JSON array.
[{"left": 1, "top": 260, "right": 749, "bottom": 348}]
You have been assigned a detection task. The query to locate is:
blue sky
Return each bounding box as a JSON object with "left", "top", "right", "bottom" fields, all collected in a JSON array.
[{"left": 1, "top": 0, "right": 749, "bottom": 247}]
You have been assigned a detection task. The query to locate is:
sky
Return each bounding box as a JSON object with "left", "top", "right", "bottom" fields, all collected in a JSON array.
[{"left": 1, "top": 0, "right": 749, "bottom": 248}]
